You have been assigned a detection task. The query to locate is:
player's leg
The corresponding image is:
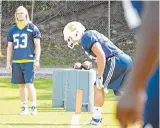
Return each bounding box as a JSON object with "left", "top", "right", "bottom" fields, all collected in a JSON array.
[
  {"left": 26, "top": 83, "right": 37, "bottom": 115},
  {"left": 88, "top": 57, "right": 113, "bottom": 125},
  {"left": 88, "top": 86, "right": 104, "bottom": 125},
  {"left": 89, "top": 54, "right": 131, "bottom": 124},
  {"left": 11, "top": 63, "right": 30, "bottom": 114},
  {"left": 23, "top": 62, "right": 37, "bottom": 115},
  {"left": 89, "top": 53, "right": 132, "bottom": 125},
  {"left": 18, "top": 84, "right": 28, "bottom": 103},
  {"left": 18, "top": 84, "right": 30, "bottom": 114}
]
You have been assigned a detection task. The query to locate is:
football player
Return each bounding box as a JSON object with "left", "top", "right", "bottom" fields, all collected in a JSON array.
[
  {"left": 116, "top": 1, "right": 159, "bottom": 128},
  {"left": 63, "top": 21, "right": 133, "bottom": 125},
  {"left": 6, "top": 6, "right": 41, "bottom": 115}
]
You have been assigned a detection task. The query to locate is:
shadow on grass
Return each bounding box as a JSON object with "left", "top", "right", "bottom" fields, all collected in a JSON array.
[
  {"left": 0, "top": 92, "right": 52, "bottom": 100},
  {"left": 37, "top": 93, "right": 52, "bottom": 100},
  {"left": 0, "top": 96, "right": 19, "bottom": 100},
  {"left": 0, "top": 85, "right": 9, "bottom": 88},
  {"left": 9, "top": 84, "right": 52, "bottom": 90},
  {"left": 0, "top": 78, "right": 53, "bottom": 90},
  {"left": 0, "top": 94, "right": 52, "bottom": 100},
  {"left": 36, "top": 102, "right": 65, "bottom": 112},
  {"left": 0, "top": 91, "right": 115, "bottom": 101},
  {"left": 38, "top": 108, "right": 65, "bottom": 112}
]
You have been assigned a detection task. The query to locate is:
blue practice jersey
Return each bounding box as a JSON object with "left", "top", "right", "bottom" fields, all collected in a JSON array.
[
  {"left": 80, "top": 30, "right": 123, "bottom": 61},
  {"left": 131, "top": 1, "right": 143, "bottom": 16},
  {"left": 7, "top": 23, "right": 41, "bottom": 61},
  {"left": 122, "top": 1, "right": 144, "bottom": 30}
]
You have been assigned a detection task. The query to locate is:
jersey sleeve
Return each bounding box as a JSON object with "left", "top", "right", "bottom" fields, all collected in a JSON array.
[
  {"left": 33, "top": 25, "right": 41, "bottom": 38},
  {"left": 81, "top": 31, "right": 98, "bottom": 50},
  {"left": 7, "top": 30, "right": 13, "bottom": 42}
]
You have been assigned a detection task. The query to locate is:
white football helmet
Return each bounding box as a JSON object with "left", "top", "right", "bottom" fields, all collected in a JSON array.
[{"left": 63, "top": 21, "right": 86, "bottom": 49}]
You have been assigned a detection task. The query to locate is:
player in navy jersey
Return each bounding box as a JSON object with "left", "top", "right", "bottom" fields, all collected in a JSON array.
[
  {"left": 6, "top": 6, "right": 41, "bottom": 115},
  {"left": 63, "top": 21, "right": 132, "bottom": 125},
  {"left": 117, "top": 1, "right": 159, "bottom": 128}
]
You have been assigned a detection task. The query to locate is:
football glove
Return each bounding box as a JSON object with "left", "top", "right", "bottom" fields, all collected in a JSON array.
[
  {"left": 96, "top": 76, "right": 104, "bottom": 89},
  {"left": 82, "top": 61, "right": 92, "bottom": 70},
  {"left": 73, "top": 62, "right": 82, "bottom": 69}
]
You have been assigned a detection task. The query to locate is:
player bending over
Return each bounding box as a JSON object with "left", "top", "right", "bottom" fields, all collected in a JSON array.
[{"left": 63, "top": 21, "right": 132, "bottom": 125}]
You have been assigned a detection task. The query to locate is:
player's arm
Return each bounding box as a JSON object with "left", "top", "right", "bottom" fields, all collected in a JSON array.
[
  {"left": 34, "top": 38, "right": 41, "bottom": 70},
  {"left": 6, "top": 42, "right": 13, "bottom": 73},
  {"left": 91, "top": 42, "right": 106, "bottom": 77},
  {"left": 34, "top": 38, "right": 41, "bottom": 62},
  {"left": 7, "top": 42, "right": 13, "bottom": 64},
  {"left": 127, "top": 1, "right": 159, "bottom": 92},
  {"left": 116, "top": 2, "right": 159, "bottom": 126}
]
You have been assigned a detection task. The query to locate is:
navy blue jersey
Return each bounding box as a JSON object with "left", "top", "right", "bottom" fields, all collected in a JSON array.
[
  {"left": 122, "top": 1, "right": 143, "bottom": 30},
  {"left": 7, "top": 23, "right": 41, "bottom": 61},
  {"left": 80, "top": 30, "right": 123, "bottom": 61}
]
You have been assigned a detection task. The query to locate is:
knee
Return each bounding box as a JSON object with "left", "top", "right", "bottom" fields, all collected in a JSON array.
[
  {"left": 94, "top": 86, "right": 104, "bottom": 93},
  {"left": 19, "top": 84, "right": 25, "bottom": 89},
  {"left": 25, "top": 83, "right": 35, "bottom": 90}
]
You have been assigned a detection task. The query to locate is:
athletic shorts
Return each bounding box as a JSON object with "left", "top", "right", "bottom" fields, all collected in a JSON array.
[
  {"left": 94, "top": 53, "right": 132, "bottom": 92},
  {"left": 11, "top": 62, "right": 35, "bottom": 84}
]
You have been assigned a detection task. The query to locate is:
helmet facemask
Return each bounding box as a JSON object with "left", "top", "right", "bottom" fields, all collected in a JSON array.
[{"left": 66, "top": 30, "right": 81, "bottom": 49}]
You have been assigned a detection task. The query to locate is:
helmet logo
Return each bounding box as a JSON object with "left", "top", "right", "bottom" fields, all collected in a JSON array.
[{"left": 68, "top": 24, "right": 76, "bottom": 32}]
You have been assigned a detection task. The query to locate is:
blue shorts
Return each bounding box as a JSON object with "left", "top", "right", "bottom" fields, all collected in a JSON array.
[
  {"left": 103, "top": 53, "right": 132, "bottom": 91},
  {"left": 11, "top": 62, "right": 35, "bottom": 84},
  {"left": 143, "top": 66, "right": 159, "bottom": 128}
]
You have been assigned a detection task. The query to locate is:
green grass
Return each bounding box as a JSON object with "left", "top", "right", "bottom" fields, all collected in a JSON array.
[{"left": 0, "top": 78, "right": 121, "bottom": 128}]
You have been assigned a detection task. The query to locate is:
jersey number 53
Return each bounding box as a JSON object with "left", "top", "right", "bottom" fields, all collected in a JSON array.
[{"left": 13, "top": 34, "right": 28, "bottom": 49}]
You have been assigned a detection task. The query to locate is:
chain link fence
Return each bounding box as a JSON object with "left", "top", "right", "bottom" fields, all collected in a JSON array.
[{"left": 1, "top": 1, "right": 135, "bottom": 67}]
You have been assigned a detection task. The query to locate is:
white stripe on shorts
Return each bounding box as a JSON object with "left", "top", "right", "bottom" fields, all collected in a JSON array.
[{"left": 104, "top": 56, "right": 115, "bottom": 88}]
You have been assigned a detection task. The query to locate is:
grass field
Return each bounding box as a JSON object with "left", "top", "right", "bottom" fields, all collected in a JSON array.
[{"left": 0, "top": 77, "right": 121, "bottom": 128}]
